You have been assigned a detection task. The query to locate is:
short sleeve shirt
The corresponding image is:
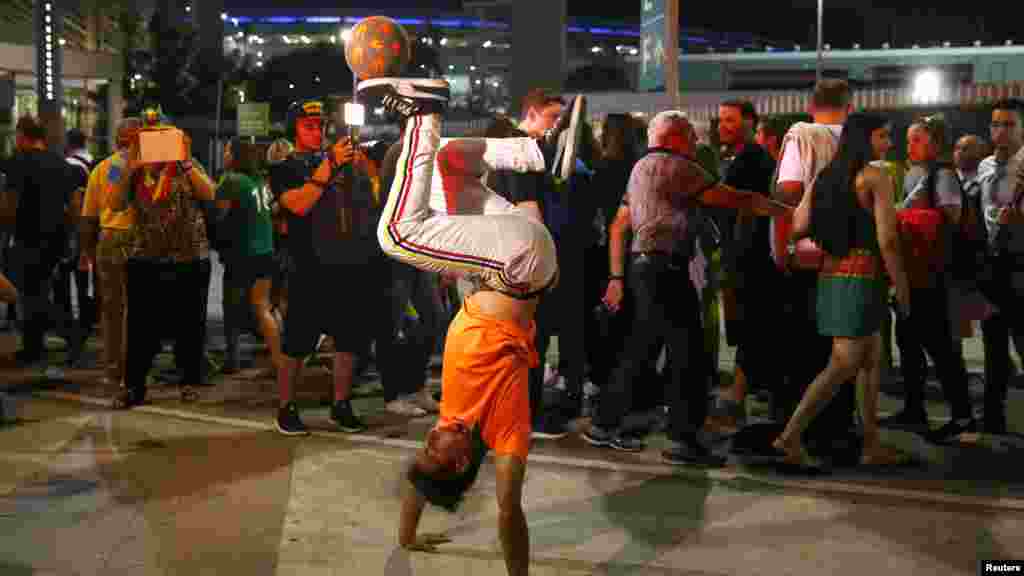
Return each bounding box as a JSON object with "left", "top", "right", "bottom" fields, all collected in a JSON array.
[
  {"left": 977, "top": 154, "right": 1023, "bottom": 244},
  {"left": 902, "top": 165, "right": 963, "bottom": 209},
  {"left": 216, "top": 172, "right": 274, "bottom": 258},
  {"left": 776, "top": 124, "right": 844, "bottom": 184},
  {"left": 82, "top": 153, "right": 136, "bottom": 230},
  {"left": 623, "top": 151, "right": 718, "bottom": 254}
]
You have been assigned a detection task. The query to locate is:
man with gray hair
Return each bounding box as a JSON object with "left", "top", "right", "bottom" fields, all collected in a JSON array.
[{"left": 584, "top": 110, "right": 790, "bottom": 466}]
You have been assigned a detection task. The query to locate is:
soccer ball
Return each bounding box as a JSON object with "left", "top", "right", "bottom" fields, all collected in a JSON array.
[{"left": 344, "top": 16, "right": 412, "bottom": 80}]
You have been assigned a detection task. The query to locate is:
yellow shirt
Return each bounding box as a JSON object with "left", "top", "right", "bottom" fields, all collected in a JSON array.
[{"left": 82, "top": 152, "right": 136, "bottom": 230}]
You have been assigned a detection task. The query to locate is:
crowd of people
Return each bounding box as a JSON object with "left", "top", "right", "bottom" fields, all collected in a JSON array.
[{"left": 1, "top": 79, "right": 1022, "bottom": 463}]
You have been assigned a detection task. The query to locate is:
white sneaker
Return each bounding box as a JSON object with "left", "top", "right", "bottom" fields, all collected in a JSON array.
[
  {"left": 410, "top": 389, "right": 440, "bottom": 413},
  {"left": 385, "top": 397, "right": 427, "bottom": 417}
]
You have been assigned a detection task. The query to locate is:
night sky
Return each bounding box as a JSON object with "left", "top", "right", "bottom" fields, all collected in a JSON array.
[{"left": 222, "top": 1, "right": 1015, "bottom": 47}]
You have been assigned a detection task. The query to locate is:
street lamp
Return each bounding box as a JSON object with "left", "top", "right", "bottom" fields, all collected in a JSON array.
[{"left": 912, "top": 69, "right": 942, "bottom": 105}]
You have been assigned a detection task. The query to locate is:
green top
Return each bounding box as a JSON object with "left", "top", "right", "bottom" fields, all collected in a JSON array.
[{"left": 216, "top": 172, "right": 274, "bottom": 258}]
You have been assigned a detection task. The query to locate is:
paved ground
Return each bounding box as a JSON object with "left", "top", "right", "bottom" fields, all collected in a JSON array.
[
  {"left": 1, "top": 399, "right": 1023, "bottom": 576},
  {"left": 2, "top": 254, "right": 1024, "bottom": 574}
]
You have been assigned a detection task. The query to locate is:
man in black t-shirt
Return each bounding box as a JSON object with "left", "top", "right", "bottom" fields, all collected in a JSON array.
[
  {"left": 269, "top": 100, "right": 383, "bottom": 436},
  {"left": 3, "top": 116, "right": 84, "bottom": 370}
]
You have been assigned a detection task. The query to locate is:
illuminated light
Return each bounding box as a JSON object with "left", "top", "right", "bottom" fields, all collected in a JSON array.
[
  {"left": 374, "top": 107, "right": 385, "bottom": 116},
  {"left": 340, "top": 28, "right": 352, "bottom": 43},
  {"left": 448, "top": 64, "right": 455, "bottom": 70},
  {"left": 314, "top": 76, "right": 320, "bottom": 82},
  {"left": 943, "top": 41, "right": 951, "bottom": 47},
  {"left": 591, "top": 46, "right": 603, "bottom": 53},
  {"left": 257, "top": 51, "right": 263, "bottom": 58},
  {"left": 236, "top": 31, "right": 244, "bottom": 38},
  {"left": 330, "top": 36, "right": 336, "bottom": 43},
  {"left": 44, "top": 14, "right": 50, "bottom": 23},
  {"left": 1007, "top": 40, "right": 1015, "bottom": 46},
  {"left": 305, "top": 16, "right": 341, "bottom": 23},
  {"left": 975, "top": 40, "right": 983, "bottom": 47},
  {"left": 882, "top": 42, "right": 890, "bottom": 49},
  {"left": 469, "top": 65, "right": 477, "bottom": 71},
  {"left": 221, "top": 12, "right": 228, "bottom": 21},
  {"left": 824, "top": 43, "right": 831, "bottom": 50},
  {"left": 440, "top": 37, "right": 448, "bottom": 46},
  {"left": 256, "top": 61, "right": 263, "bottom": 67},
  {"left": 289, "top": 83, "right": 295, "bottom": 89},
  {"left": 282, "top": 35, "right": 291, "bottom": 44},
  {"left": 46, "top": 25, "right": 52, "bottom": 34},
  {"left": 912, "top": 68, "right": 942, "bottom": 104},
  {"left": 185, "top": 5, "right": 191, "bottom": 12},
  {"left": 133, "top": 73, "right": 142, "bottom": 80},
  {"left": 344, "top": 102, "right": 365, "bottom": 126},
  {"left": 853, "top": 43, "right": 861, "bottom": 49},
  {"left": 912, "top": 43, "right": 920, "bottom": 49},
  {"left": 475, "top": 79, "right": 481, "bottom": 85},
  {"left": 238, "top": 90, "right": 245, "bottom": 102},
  {"left": 630, "top": 47, "right": 638, "bottom": 55},
  {"left": 44, "top": 3, "right": 51, "bottom": 10},
  {"left": 46, "top": 34, "right": 52, "bottom": 44},
  {"left": 232, "top": 18, "right": 239, "bottom": 26},
  {"left": 482, "top": 40, "right": 492, "bottom": 48},
  {"left": 491, "top": 81, "right": 499, "bottom": 87}
]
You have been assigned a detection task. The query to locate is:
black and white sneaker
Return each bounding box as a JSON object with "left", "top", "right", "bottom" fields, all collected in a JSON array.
[
  {"left": 543, "top": 94, "right": 586, "bottom": 181},
  {"left": 356, "top": 78, "right": 449, "bottom": 117},
  {"left": 276, "top": 402, "right": 309, "bottom": 436},
  {"left": 330, "top": 399, "right": 367, "bottom": 433}
]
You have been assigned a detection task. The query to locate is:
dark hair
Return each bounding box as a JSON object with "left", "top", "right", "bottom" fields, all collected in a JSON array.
[
  {"left": 911, "top": 113, "right": 950, "bottom": 160},
  {"left": 992, "top": 98, "right": 1024, "bottom": 119},
  {"left": 757, "top": 116, "right": 787, "bottom": 139},
  {"left": 483, "top": 115, "right": 521, "bottom": 138},
  {"left": 520, "top": 88, "right": 563, "bottom": 120},
  {"left": 810, "top": 112, "right": 888, "bottom": 258},
  {"left": 601, "top": 113, "right": 638, "bottom": 162},
  {"left": 226, "top": 138, "right": 263, "bottom": 177},
  {"left": 66, "top": 129, "right": 87, "bottom": 150},
  {"left": 15, "top": 116, "right": 46, "bottom": 141},
  {"left": 721, "top": 100, "right": 758, "bottom": 125},
  {"left": 812, "top": 79, "right": 851, "bottom": 110}
]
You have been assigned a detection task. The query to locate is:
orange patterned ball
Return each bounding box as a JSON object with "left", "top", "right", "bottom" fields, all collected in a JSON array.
[{"left": 344, "top": 16, "right": 412, "bottom": 80}]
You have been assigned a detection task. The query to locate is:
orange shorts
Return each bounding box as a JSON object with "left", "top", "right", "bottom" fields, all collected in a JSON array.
[{"left": 434, "top": 297, "right": 537, "bottom": 461}]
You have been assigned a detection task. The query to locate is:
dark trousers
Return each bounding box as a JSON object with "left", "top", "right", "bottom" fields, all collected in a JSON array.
[
  {"left": 529, "top": 237, "right": 587, "bottom": 421},
  {"left": 584, "top": 244, "right": 631, "bottom": 391},
  {"left": 595, "top": 256, "right": 708, "bottom": 443},
  {"left": 979, "top": 255, "right": 1024, "bottom": 430},
  {"left": 775, "top": 270, "right": 856, "bottom": 443},
  {"left": 13, "top": 244, "right": 81, "bottom": 362},
  {"left": 385, "top": 261, "right": 440, "bottom": 401},
  {"left": 895, "top": 283, "right": 972, "bottom": 420},
  {"left": 124, "top": 259, "right": 208, "bottom": 394},
  {"left": 55, "top": 258, "right": 96, "bottom": 333},
  {"left": 733, "top": 257, "right": 786, "bottom": 395}
]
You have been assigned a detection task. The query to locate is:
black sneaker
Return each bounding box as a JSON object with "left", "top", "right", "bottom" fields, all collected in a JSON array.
[
  {"left": 276, "top": 402, "right": 309, "bottom": 436},
  {"left": 330, "top": 399, "right": 367, "bottom": 433},
  {"left": 581, "top": 425, "right": 646, "bottom": 452},
  {"left": 878, "top": 409, "right": 929, "bottom": 433},
  {"left": 531, "top": 411, "right": 569, "bottom": 440},
  {"left": 662, "top": 441, "right": 727, "bottom": 468},
  {"left": 356, "top": 78, "right": 449, "bottom": 117},
  {"left": 543, "top": 94, "right": 585, "bottom": 181},
  {"left": 925, "top": 417, "right": 977, "bottom": 445}
]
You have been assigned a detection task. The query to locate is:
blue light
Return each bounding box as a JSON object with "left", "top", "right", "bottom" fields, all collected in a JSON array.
[
  {"left": 234, "top": 16, "right": 253, "bottom": 23},
  {"left": 305, "top": 17, "right": 341, "bottom": 23},
  {"left": 264, "top": 17, "right": 298, "bottom": 24},
  {"left": 431, "top": 19, "right": 464, "bottom": 28},
  {"left": 568, "top": 26, "right": 586, "bottom": 32},
  {"left": 394, "top": 18, "right": 426, "bottom": 25}
]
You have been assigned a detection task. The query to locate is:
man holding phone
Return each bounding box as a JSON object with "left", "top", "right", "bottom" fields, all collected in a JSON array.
[{"left": 270, "top": 99, "right": 386, "bottom": 435}]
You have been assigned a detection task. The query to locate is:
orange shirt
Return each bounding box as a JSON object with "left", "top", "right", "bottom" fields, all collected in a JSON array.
[{"left": 436, "top": 298, "right": 537, "bottom": 461}]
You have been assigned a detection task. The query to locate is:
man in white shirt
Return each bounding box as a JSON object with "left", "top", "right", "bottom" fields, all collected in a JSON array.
[{"left": 770, "top": 79, "right": 856, "bottom": 457}]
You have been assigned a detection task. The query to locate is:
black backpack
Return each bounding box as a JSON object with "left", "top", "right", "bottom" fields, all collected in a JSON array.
[{"left": 922, "top": 162, "right": 987, "bottom": 286}]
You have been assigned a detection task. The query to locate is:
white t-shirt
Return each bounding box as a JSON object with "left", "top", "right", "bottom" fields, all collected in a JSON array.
[{"left": 776, "top": 124, "right": 844, "bottom": 185}]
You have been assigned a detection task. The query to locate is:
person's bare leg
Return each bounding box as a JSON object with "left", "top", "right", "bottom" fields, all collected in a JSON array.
[
  {"left": 495, "top": 454, "right": 529, "bottom": 576},
  {"left": 333, "top": 352, "right": 355, "bottom": 401},
  {"left": 858, "top": 332, "right": 905, "bottom": 464},
  {"left": 250, "top": 279, "right": 283, "bottom": 371},
  {"left": 773, "top": 338, "right": 866, "bottom": 463},
  {"left": 731, "top": 366, "right": 748, "bottom": 403}
]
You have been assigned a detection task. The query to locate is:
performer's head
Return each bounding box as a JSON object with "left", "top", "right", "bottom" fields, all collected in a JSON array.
[
  {"left": 413, "top": 423, "right": 472, "bottom": 479},
  {"left": 287, "top": 100, "right": 326, "bottom": 153},
  {"left": 518, "top": 88, "right": 564, "bottom": 138}
]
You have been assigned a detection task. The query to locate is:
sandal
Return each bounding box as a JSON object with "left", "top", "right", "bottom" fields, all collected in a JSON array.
[{"left": 180, "top": 386, "right": 200, "bottom": 403}]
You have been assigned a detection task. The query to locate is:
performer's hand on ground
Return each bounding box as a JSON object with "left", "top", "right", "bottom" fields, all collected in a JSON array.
[
  {"left": 404, "top": 532, "right": 451, "bottom": 552},
  {"left": 603, "top": 279, "right": 624, "bottom": 314}
]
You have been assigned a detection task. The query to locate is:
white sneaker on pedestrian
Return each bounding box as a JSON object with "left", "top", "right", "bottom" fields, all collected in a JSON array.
[
  {"left": 386, "top": 397, "right": 428, "bottom": 417},
  {"left": 410, "top": 388, "right": 440, "bottom": 413}
]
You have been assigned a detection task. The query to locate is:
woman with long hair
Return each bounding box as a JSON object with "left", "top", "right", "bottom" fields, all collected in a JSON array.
[{"left": 771, "top": 112, "right": 912, "bottom": 469}]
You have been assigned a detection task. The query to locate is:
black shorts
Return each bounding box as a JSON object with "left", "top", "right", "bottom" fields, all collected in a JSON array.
[
  {"left": 282, "top": 262, "right": 372, "bottom": 357},
  {"left": 407, "top": 427, "right": 488, "bottom": 513},
  {"left": 223, "top": 253, "right": 275, "bottom": 289}
]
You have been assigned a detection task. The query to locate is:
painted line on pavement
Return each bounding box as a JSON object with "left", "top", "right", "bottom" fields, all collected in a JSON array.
[{"left": 36, "top": 390, "right": 1024, "bottom": 512}]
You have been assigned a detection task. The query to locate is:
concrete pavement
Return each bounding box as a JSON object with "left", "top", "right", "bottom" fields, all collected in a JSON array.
[{"left": 2, "top": 400, "right": 1023, "bottom": 576}]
